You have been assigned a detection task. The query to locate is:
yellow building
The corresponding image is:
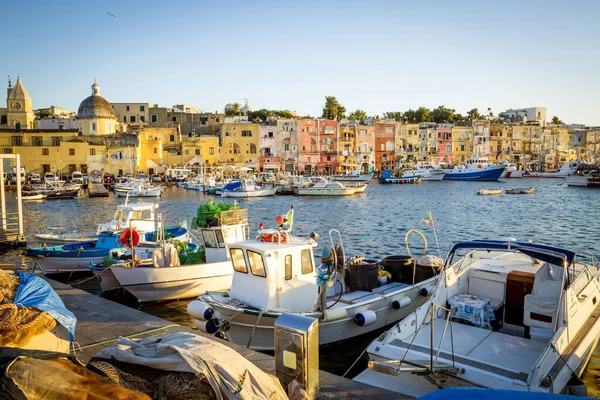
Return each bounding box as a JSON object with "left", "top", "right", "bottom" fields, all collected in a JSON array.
[
  {"left": 220, "top": 122, "right": 260, "bottom": 167},
  {"left": 76, "top": 82, "right": 117, "bottom": 135},
  {"left": 6, "top": 77, "right": 35, "bottom": 129},
  {"left": 338, "top": 125, "right": 357, "bottom": 171},
  {"left": 452, "top": 126, "right": 473, "bottom": 163},
  {"left": 181, "top": 136, "right": 219, "bottom": 166}
]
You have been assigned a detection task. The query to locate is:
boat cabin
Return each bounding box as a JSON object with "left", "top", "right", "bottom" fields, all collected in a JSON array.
[
  {"left": 228, "top": 237, "right": 318, "bottom": 312},
  {"left": 97, "top": 203, "right": 159, "bottom": 234},
  {"left": 199, "top": 208, "right": 250, "bottom": 263}
]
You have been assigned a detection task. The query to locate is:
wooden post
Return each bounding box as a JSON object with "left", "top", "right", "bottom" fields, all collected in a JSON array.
[
  {"left": 0, "top": 160, "right": 5, "bottom": 231},
  {"left": 15, "top": 155, "right": 23, "bottom": 240}
]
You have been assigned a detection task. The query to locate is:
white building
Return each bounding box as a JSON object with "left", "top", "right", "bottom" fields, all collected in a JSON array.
[
  {"left": 500, "top": 107, "right": 546, "bottom": 127},
  {"left": 259, "top": 124, "right": 277, "bottom": 157}
]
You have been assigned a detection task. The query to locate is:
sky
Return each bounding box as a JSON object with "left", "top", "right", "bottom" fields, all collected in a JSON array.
[{"left": 1, "top": 0, "right": 599, "bottom": 125}]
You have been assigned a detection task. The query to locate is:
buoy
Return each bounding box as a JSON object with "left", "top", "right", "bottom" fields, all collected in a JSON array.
[
  {"left": 187, "top": 300, "right": 214, "bottom": 321},
  {"left": 120, "top": 228, "right": 140, "bottom": 248},
  {"left": 420, "top": 286, "right": 435, "bottom": 296},
  {"left": 354, "top": 310, "right": 377, "bottom": 326},
  {"left": 194, "top": 318, "right": 219, "bottom": 334},
  {"left": 391, "top": 297, "right": 411, "bottom": 309},
  {"left": 567, "top": 376, "right": 588, "bottom": 397},
  {"left": 323, "top": 307, "right": 348, "bottom": 322}
]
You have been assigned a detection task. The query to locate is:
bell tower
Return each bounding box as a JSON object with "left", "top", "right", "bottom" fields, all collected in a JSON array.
[{"left": 6, "top": 76, "right": 34, "bottom": 129}]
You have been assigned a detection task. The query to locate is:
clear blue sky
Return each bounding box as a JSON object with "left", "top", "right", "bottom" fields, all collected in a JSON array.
[{"left": 1, "top": 0, "right": 599, "bottom": 125}]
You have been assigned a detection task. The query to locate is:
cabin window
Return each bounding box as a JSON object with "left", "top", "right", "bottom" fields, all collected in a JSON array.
[
  {"left": 231, "top": 248, "right": 247, "bottom": 273},
  {"left": 285, "top": 255, "right": 292, "bottom": 280},
  {"left": 215, "top": 229, "right": 225, "bottom": 248},
  {"left": 247, "top": 250, "right": 266, "bottom": 278},
  {"left": 301, "top": 249, "right": 313, "bottom": 275},
  {"left": 202, "top": 230, "right": 218, "bottom": 248}
]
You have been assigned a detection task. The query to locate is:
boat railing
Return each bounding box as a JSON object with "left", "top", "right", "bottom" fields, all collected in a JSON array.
[{"left": 220, "top": 208, "right": 249, "bottom": 226}]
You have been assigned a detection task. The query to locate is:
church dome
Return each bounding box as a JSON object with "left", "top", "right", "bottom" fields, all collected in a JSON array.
[
  {"left": 77, "top": 82, "right": 116, "bottom": 119},
  {"left": 7, "top": 77, "right": 31, "bottom": 101}
]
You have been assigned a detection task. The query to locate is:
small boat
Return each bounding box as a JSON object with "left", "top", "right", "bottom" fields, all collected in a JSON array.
[
  {"left": 295, "top": 178, "right": 359, "bottom": 195},
  {"left": 21, "top": 193, "right": 45, "bottom": 201},
  {"left": 476, "top": 188, "right": 503, "bottom": 195},
  {"left": 505, "top": 187, "right": 534, "bottom": 194},
  {"left": 331, "top": 170, "right": 374, "bottom": 183},
  {"left": 355, "top": 239, "right": 600, "bottom": 397},
  {"left": 526, "top": 161, "right": 580, "bottom": 178},
  {"left": 566, "top": 164, "right": 600, "bottom": 188},
  {"left": 46, "top": 189, "right": 79, "bottom": 199},
  {"left": 221, "top": 179, "right": 276, "bottom": 198},
  {"left": 442, "top": 157, "right": 506, "bottom": 181},
  {"left": 500, "top": 163, "right": 525, "bottom": 178},
  {"left": 187, "top": 214, "right": 441, "bottom": 350},
  {"left": 379, "top": 170, "right": 422, "bottom": 184},
  {"left": 114, "top": 184, "right": 164, "bottom": 197}
]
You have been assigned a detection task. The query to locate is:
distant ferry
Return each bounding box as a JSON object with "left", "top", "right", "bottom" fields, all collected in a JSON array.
[{"left": 441, "top": 157, "right": 506, "bottom": 181}]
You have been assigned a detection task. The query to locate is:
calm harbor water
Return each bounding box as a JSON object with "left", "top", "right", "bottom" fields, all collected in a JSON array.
[{"left": 3, "top": 179, "right": 600, "bottom": 395}]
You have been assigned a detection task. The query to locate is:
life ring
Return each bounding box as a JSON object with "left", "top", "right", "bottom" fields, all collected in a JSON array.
[
  {"left": 120, "top": 228, "right": 140, "bottom": 248},
  {"left": 478, "top": 164, "right": 482, "bottom": 169},
  {"left": 260, "top": 233, "right": 288, "bottom": 243}
]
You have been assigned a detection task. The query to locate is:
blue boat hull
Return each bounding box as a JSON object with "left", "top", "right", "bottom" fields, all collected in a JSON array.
[
  {"left": 379, "top": 176, "right": 422, "bottom": 184},
  {"left": 442, "top": 167, "right": 505, "bottom": 181}
]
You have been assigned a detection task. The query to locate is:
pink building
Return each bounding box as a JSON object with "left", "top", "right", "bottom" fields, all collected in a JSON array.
[
  {"left": 436, "top": 125, "right": 453, "bottom": 163},
  {"left": 298, "top": 119, "right": 319, "bottom": 173}
]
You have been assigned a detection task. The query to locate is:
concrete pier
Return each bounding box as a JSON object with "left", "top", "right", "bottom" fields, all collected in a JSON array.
[{"left": 46, "top": 278, "right": 408, "bottom": 399}]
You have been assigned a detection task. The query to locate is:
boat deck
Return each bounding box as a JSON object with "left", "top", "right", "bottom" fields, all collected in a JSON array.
[
  {"left": 326, "top": 282, "right": 411, "bottom": 308},
  {"left": 390, "top": 320, "right": 547, "bottom": 381}
]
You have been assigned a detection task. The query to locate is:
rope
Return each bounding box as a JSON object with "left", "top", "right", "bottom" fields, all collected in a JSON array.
[
  {"left": 245, "top": 310, "right": 264, "bottom": 349},
  {"left": 0, "top": 304, "right": 53, "bottom": 331}
]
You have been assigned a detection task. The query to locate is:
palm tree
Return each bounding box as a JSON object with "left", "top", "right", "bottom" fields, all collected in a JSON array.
[{"left": 229, "top": 103, "right": 242, "bottom": 115}]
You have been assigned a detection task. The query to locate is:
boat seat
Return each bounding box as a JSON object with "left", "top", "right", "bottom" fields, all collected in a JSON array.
[
  {"left": 468, "top": 269, "right": 505, "bottom": 310},
  {"left": 524, "top": 263, "right": 563, "bottom": 330}
]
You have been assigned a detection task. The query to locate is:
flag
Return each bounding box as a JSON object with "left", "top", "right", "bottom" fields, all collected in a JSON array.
[
  {"left": 275, "top": 208, "right": 294, "bottom": 226},
  {"left": 422, "top": 211, "right": 433, "bottom": 226}
]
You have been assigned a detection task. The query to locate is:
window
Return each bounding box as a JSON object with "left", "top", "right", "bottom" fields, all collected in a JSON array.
[
  {"left": 209, "top": 147, "right": 215, "bottom": 155},
  {"left": 123, "top": 116, "right": 127, "bottom": 122},
  {"left": 33, "top": 137, "right": 43, "bottom": 146},
  {"left": 12, "top": 137, "right": 22, "bottom": 146},
  {"left": 52, "top": 137, "right": 61, "bottom": 146},
  {"left": 285, "top": 255, "right": 292, "bottom": 280},
  {"left": 58, "top": 123, "right": 64, "bottom": 130},
  {"left": 90, "top": 148, "right": 96, "bottom": 156},
  {"left": 140, "top": 105, "right": 145, "bottom": 112},
  {"left": 172, "top": 116, "right": 176, "bottom": 122},
  {"left": 268, "top": 132, "right": 274, "bottom": 138},
  {"left": 202, "top": 231, "right": 218, "bottom": 248},
  {"left": 225, "top": 131, "right": 231, "bottom": 137},
  {"left": 380, "top": 143, "right": 384, "bottom": 151},
  {"left": 14, "top": 122, "right": 21, "bottom": 130},
  {"left": 3, "top": 148, "right": 12, "bottom": 154},
  {"left": 185, "top": 150, "right": 190, "bottom": 155},
  {"left": 126, "top": 105, "right": 130, "bottom": 111},
  {"left": 250, "top": 143, "right": 257, "bottom": 154},
  {"left": 325, "top": 126, "right": 334, "bottom": 134},
  {"left": 151, "top": 114, "right": 158, "bottom": 123},
  {"left": 140, "top": 116, "right": 145, "bottom": 123},
  {"left": 232, "top": 143, "right": 240, "bottom": 154},
  {"left": 284, "top": 143, "right": 290, "bottom": 151},
  {"left": 68, "top": 148, "right": 75, "bottom": 156},
  {"left": 360, "top": 129, "right": 366, "bottom": 135},
  {"left": 130, "top": 116, "right": 136, "bottom": 123},
  {"left": 231, "top": 248, "right": 247, "bottom": 273},
  {"left": 446, "top": 144, "right": 451, "bottom": 152},
  {"left": 247, "top": 250, "right": 266, "bottom": 277},
  {"left": 170, "top": 135, "right": 175, "bottom": 142},
  {"left": 42, "top": 148, "right": 49, "bottom": 156},
  {"left": 153, "top": 148, "right": 157, "bottom": 154},
  {"left": 195, "top": 149, "right": 200, "bottom": 155},
  {"left": 241, "top": 130, "right": 252, "bottom": 137},
  {"left": 301, "top": 249, "right": 313, "bottom": 274},
  {"left": 91, "top": 122, "right": 97, "bottom": 133}
]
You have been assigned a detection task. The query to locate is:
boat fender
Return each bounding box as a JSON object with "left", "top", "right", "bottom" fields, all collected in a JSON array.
[
  {"left": 323, "top": 308, "right": 348, "bottom": 322},
  {"left": 567, "top": 376, "right": 588, "bottom": 397},
  {"left": 187, "top": 300, "right": 214, "bottom": 321},
  {"left": 194, "top": 318, "right": 219, "bottom": 334},
  {"left": 420, "top": 286, "right": 435, "bottom": 297},
  {"left": 391, "top": 297, "right": 411, "bottom": 310},
  {"left": 354, "top": 310, "right": 376, "bottom": 327}
]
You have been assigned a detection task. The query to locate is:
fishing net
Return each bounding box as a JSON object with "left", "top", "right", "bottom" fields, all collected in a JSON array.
[
  {"left": 89, "top": 360, "right": 216, "bottom": 400},
  {"left": 0, "top": 270, "right": 57, "bottom": 347}
]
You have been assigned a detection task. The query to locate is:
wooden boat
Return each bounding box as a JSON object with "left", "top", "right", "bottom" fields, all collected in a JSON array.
[
  {"left": 505, "top": 187, "right": 534, "bottom": 194},
  {"left": 46, "top": 189, "right": 78, "bottom": 199},
  {"left": 476, "top": 188, "right": 502, "bottom": 195},
  {"left": 355, "top": 239, "right": 600, "bottom": 397}
]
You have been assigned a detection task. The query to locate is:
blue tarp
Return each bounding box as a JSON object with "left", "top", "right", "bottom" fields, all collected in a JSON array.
[
  {"left": 13, "top": 271, "right": 77, "bottom": 341},
  {"left": 418, "top": 388, "right": 587, "bottom": 400},
  {"left": 222, "top": 181, "right": 242, "bottom": 191}
]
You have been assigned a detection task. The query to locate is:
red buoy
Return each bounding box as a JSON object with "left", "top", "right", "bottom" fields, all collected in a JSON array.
[{"left": 120, "top": 228, "right": 140, "bottom": 248}]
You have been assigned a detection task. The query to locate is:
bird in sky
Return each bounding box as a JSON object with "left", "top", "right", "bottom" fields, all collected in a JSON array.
[{"left": 107, "top": 12, "right": 116, "bottom": 18}]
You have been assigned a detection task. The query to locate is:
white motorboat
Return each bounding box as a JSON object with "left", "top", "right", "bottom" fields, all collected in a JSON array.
[
  {"left": 331, "top": 170, "right": 374, "bottom": 183},
  {"left": 413, "top": 163, "right": 446, "bottom": 181},
  {"left": 114, "top": 184, "right": 164, "bottom": 197},
  {"left": 567, "top": 168, "right": 600, "bottom": 188},
  {"left": 295, "top": 178, "right": 358, "bottom": 196},
  {"left": 188, "top": 216, "right": 440, "bottom": 350},
  {"left": 355, "top": 239, "right": 600, "bottom": 397},
  {"left": 96, "top": 208, "right": 250, "bottom": 302},
  {"left": 500, "top": 163, "right": 525, "bottom": 178},
  {"left": 442, "top": 157, "right": 506, "bottom": 181},
  {"left": 21, "top": 193, "right": 45, "bottom": 201},
  {"left": 221, "top": 179, "right": 276, "bottom": 198},
  {"left": 526, "top": 161, "right": 579, "bottom": 178}
]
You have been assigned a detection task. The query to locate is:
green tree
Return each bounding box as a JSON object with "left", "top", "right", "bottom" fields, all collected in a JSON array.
[
  {"left": 431, "top": 105, "right": 455, "bottom": 123},
  {"left": 454, "top": 113, "right": 465, "bottom": 122},
  {"left": 37, "top": 109, "right": 51, "bottom": 119},
  {"left": 225, "top": 102, "right": 242, "bottom": 116},
  {"left": 382, "top": 111, "right": 403, "bottom": 122},
  {"left": 321, "top": 96, "right": 346, "bottom": 121},
  {"left": 467, "top": 108, "right": 481, "bottom": 120},
  {"left": 403, "top": 109, "right": 417, "bottom": 123},
  {"left": 247, "top": 109, "right": 270, "bottom": 122},
  {"left": 273, "top": 110, "right": 296, "bottom": 119},
  {"left": 414, "top": 106, "right": 431, "bottom": 123},
  {"left": 552, "top": 116, "right": 564, "bottom": 124},
  {"left": 348, "top": 109, "right": 368, "bottom": 123}
]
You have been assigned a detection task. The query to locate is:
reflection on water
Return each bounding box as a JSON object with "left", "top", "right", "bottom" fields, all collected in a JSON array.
[{"left": 3, "top": 180, "right": 600, "bottom": 391}]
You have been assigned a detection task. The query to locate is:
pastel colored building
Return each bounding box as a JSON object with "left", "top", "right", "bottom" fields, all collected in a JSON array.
[
  {"left": 356, "top": 124, "right": 375, "bottom": 173},
  {"left": 452, "top": 125, "right": 473, "bottom": 163},
  {"left": 318, "top": 119, "right": 338, "bottom": 173},
  {"left": 298, "top": 119, "right": 318, "bottom": 173},
  {"left": 4, "top": 77, "right": 35, "bottom": 130},
  {"left": 276, "top": 119, "right": 299, "bottom": 172},
  {"left": 76, "top": 82, "right": 117, "bottom": 135},
  {"left": 436, "top": 125, "right": 453, "bottom": 163},
  {"left": 375, "top": 122, "right": 396, "bottom": 170},
  {"left": 338, "top": 123, "right": 357, "bottom": 172},
  {"left": 396, "top": 123, "right": 419, "bottom": 165},
  {"left": 220, "top": 122, "right": 260, "bottom": 168}
]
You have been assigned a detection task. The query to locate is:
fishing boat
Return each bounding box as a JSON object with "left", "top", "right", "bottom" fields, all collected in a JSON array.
[
  {"left": 26, "top": 226, "right": 190, "bottom": 275},
  {"left": 505, "top": 187, "right": 534, "bottom": 194},
  {"left": 221, "top": 179, "right": 276, "bottom": 198},
  {"left": 413, "top": 164, "right": 446, "bottom": 181},
  {"left": 355, "top": 239, "right": 600, "bottom": 397},
  {"left": 295, "top": 178, "right": 359, "bottom": 195},
  {"left": 526, "top": 161, "right": 579, "bottom": 178},
  {"left": 476, "top": 188, "right": 503, "bottom": 195},
  {"left": 566, "top": 165, "right": 600, "bottom": 188},
  {"left": 187, "top": 213, "right": 440, "bottom": 350},
  {"left": 331, "top": 170, "right": 374, "bottom": 183},
  {"left": 379, "top": 170, "right": 422, "bottom": 184},
  {"left": 442, "top": 157, "right": 506, "bottom": 181},
  {"left": 95, "top": 208, "right": 250, "bottom": 302},
  {"left": 501, "top": 163, "right": 525, "bottom": 178},
  {"left": 45, "top": 189, "right": 79, "bottom": 199},
  {"left": 114, "top": 184, "right": 164, "bottom": 197}
]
